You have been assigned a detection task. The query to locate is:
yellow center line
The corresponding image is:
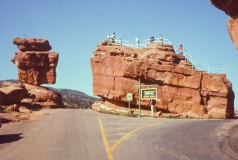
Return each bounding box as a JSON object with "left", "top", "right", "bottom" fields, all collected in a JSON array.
[
  {"left": 110, "top": 121, "right": 168, "bottom": 153},
  {"left": 98, "top": 117, "right": 115, "bottom": 160},
  {"left": 98, "top": 117, "right": 168, "bottom": 160},
  {"left": 106, "top": 133, "right": 127, "bottom": 136}
]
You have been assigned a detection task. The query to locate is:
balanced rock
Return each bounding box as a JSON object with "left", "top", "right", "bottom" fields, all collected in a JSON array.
[
  {"left": 91, "top": 41, "right": 234, "bottom": 119},
  {"left": 210, "top": 0, "right": 238, "bottom": 49},
  {"left": 13, "top": 37, "right": 52, "bottom": 52},
  {"left": 11, "top": 38, "right": 58, "bottom": 85}
]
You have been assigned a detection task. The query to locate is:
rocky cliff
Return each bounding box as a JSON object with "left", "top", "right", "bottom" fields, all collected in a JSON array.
[
  {"left": 210, "top": 0, "right": 238, "bottom": 49},
  {"left": 91, "top": 41, "right": 234, "bottom": 118},
  {"left": 11, "top": 38, "right": 58, "bottom": 85}
]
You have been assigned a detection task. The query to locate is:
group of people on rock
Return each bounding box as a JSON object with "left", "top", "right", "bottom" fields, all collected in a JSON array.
[
  {"left": 149, "top": 35, "right": 163, "bottom": 44},
  {"left": 107, "top": 33, "right": 116, "bottom": 43},
  {"left": 106, "top": 33, "right": 184, "bottom": 55},
  {"left": 107, "top": 33, "right": 122, "bottom": 46}
]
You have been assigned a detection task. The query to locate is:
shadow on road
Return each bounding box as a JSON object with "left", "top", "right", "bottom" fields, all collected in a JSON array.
[{"left": 0, "top": 133, "right": 23, "bottom": 144}]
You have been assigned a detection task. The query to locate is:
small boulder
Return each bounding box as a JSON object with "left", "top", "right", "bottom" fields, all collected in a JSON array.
[
  {"left": 7, "top": 104, "right": 20, "bottom": 112},
  {"left": 157, "top": 111, "right": 163, "bottom": 118}
]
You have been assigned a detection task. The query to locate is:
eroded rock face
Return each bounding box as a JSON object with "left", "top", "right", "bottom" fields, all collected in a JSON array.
[
  {"left": 13, "top": 37, "right": 52, "bottom": 52},
  {"left": 210, "top": 0, "right": 238, "bottom": 17},
  {"left": 11, "top": 38, "right": 58, "bottom": 85},
  {"left": 227, "top": 18, "right": 238, "bottom": 49},
  {"left": 91, "top": 42, "right": 234, "bottom": 118},
  {"left": 210, "top": 0, "right": 238, "bottom": 49},
  {"left": 1, "top": 82, "right": 65, "bottom": 109},
  {"left": 0, "top": 82, "right": 27, "bottom": 105}
]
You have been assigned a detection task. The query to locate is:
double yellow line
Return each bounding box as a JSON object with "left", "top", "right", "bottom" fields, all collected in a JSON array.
[{"left": 98, "top": 117, "right": 167, "bottom": 160}]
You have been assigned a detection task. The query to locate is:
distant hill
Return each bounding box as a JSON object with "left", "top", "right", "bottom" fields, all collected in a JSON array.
[
  {"left": 0, "top": 79, "right": 20, "bottom": 84},
  {"left": 48, "top": 87, "right": 101, "bottom": 108},
  {"left": 0, "top": 79, "right": 101, "bottom": 108}
]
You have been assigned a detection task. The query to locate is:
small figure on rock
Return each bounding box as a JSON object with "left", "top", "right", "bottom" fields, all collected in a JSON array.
[
  {"left": 150, "top": 36, "right": 155, "bottom": 43},
  {"left": 178, "top": 44, "right": 183, "bottom": 54},
  {"left": 135, "top": 36, "right": 140, "bottom": 44},
  {"left": 111, "top": 33, "right": 115, "bottom": 43},
  {"left": 107, "top": 34, "right": 111, "bottom": 42},
  {"left": 135, "top": 36, "right": 140, "bottom": 48},
  {"left": 159, "top": 35, "right": 163, "bottom": 45},
  {"left": 119, "top": 39, "right": 122, "bottom": 46}
]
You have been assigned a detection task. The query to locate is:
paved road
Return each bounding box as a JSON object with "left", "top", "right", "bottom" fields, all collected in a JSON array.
[{"left": 0, "top": 109, "right": 237, "bottom": 160}]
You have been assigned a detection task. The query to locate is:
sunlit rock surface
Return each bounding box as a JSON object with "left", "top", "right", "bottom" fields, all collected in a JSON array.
[
  {"left": 11, "top": 38, "right": 58, "bottom": 85},
  {"left": 91, "top": 41, "right": 234, "bottom": 118}
]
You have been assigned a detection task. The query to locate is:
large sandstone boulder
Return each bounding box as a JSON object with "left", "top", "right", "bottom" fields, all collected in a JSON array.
[
  {"left": 11, "top": 38, "right": 58, "bottom": 85},
  {"left": 22, "top": 83, "right": 65, "bottom": 109},
  {"left": 0, "top": 82, "right": 27, "bottom": 105},
  {"left": 90, "top": 41, "right": 234, "bottom": 118},
  {"left": 1, "top": 82, "right": 65, "bottom": 109},
  {"left": 210, "top": 0, "right": 238, "bottom": 49},
  {"left": 13, "top": 37, "right": 52, "bottom": 52}
]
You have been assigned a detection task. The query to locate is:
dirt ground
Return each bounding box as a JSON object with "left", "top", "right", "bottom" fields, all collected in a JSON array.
[{"left": 0, "top": 108, "right": 50, "bottom": 127}]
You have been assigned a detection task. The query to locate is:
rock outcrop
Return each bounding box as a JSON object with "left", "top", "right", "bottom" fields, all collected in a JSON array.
[
  {"left": 0, "top": 82, "right": 27, "bottom": 105},
  {"left": 91, "top": 41, "right": 235, "bottom": 118},
  {"left": 210, "top": 0, "right": 238, "bottom": 49},
  {"left": 2, "top": 37, "right": 65, "bottom": 110},
  {"left": 1, "top": 82, "right": 64, "bottom": 109},
  {"left": 11, "top": 38, "right": 58, "bottom": 85},
  {"left": 13, "top": 37, "right": 52, "bottom": 52}
]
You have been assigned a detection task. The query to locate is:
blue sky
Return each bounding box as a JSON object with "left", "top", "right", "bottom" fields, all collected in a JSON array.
[{"left": 1, "top": 0, "right": 237, "bottom": 109}]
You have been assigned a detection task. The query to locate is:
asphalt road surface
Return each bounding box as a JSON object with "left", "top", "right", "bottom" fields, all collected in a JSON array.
[{"left": 0, "top": 109, "right": 237, "bottom": 160}]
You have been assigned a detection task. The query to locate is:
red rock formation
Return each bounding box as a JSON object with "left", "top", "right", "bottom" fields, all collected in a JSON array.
[
  {"left": 11, "top": 38, "right": 58, "bottom": 85},
  {"left": 13, "top": 37, "right": 52, "bottom": 52},
  {"left": 91, "top": 41, "right": 234, "bottom": 118},
  {"left": 210, "top": 0, "right": 238, "bottom": 49},
  {"left": 1, "top": 82, "right": 65, "bottom": 109},
  {"left": 0, "top": 82, "right": 27, "bottom": 105}
]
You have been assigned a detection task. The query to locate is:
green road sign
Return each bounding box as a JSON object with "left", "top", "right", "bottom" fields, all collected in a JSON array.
[
  {"left": 141, "top": 88, "right": 157, "bottom": 100},
  {"left": 126, "top": 93, "right": 133, "bottom": 101}
]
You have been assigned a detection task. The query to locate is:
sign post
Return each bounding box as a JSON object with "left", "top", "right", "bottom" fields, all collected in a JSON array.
[
  {"left": 126, "top": 93, "right": 133, "bottom": 109},
  {"left": 134, "top": 79, "right": 158, "bottom": 117}
]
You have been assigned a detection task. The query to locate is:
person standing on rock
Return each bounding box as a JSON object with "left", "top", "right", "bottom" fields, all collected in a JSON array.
[
  {"left": 111, "top": 33, "right": 115, "bottom": 43},
  {"left": 135, "top": 36, "right": 140, "bottom": 45},
  {"left": 159, "top": 35, "right": 163, "bottom": 45},
  {"left": 150, "top": 99, "right": 156, "bottom": 116},
  {"left": 150, "top": 36, "right": 155, "bottom": 43},
  {"left": 107, "top": 34, "right": 111, "bottom": 43},
  {"left": 119, "top": 39, "right": 122, "bottom": 46},
  {"left": 178, "top": 44, "right": 183, "bottom": 54}
]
